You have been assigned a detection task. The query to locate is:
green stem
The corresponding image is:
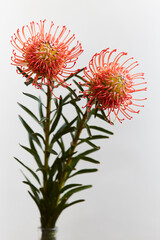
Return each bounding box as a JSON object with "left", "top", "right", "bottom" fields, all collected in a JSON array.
[
  {"left": 43, "top": 86, "right": 51, "bottom": 190},
  {"left": 59, "top": 110, "right": 88, "bottom": 189}
]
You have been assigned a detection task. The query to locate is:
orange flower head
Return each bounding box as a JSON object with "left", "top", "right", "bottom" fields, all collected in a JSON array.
[
  {"left": 82, "top": 49, "right": 147, "bottom": 123},
  {"left": 11, "top": 20, "right": 83, "bottom": 95}
]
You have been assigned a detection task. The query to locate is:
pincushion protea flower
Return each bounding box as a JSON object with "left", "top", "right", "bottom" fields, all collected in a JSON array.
[
  {"left": 82, "top": 48, "right": 147, "bottom": 123},
  {"left": 11, "top": 20, "right": 83, "bottom": 95}
]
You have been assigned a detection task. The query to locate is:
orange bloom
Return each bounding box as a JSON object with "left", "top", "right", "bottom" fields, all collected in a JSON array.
[
  {"left": 82, "top": 49, "right": 147, "bottom": 123},
  {"left": 11, "top": 20, "right": 83, "bottom": 95}
]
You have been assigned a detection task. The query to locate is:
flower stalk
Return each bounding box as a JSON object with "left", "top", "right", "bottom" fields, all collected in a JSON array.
[
  {"left": 43, "top": 86, "right": 52, "bottom": 190},
  {"left": 59, "top": 110, "right": 88, "bottom": 189}
]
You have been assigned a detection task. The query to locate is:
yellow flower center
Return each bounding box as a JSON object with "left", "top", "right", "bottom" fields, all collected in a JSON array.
[
  {"left": 108, "top": 74, "right": 126, "bottom": 93},
  {"left": 38, "top": 42, "right": 59, "bottom": 61},
  {"left": 94, "top": 70, "right": 127, "bottom": 96}
]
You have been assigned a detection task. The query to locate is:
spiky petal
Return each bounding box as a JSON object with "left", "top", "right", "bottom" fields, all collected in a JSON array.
[{"left": 82, "top": 49, "right": 147, "bottom": 123}]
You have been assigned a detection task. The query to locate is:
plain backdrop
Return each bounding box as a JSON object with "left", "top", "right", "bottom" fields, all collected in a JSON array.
[{"left": 0, "top": 0, "right": 160, "bottom": 239}]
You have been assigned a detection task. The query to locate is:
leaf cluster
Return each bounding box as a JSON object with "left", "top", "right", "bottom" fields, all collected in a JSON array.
[{"left": 15, "top": 70, "right": 113, "bottom": 227}]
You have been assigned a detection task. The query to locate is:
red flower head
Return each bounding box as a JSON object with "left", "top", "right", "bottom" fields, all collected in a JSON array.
[
  {"left": 82, "top": 49, "right": 147, "bottom": 123},
  {"left": 11, "top": 20, "right": 83, "bottom": 96}
]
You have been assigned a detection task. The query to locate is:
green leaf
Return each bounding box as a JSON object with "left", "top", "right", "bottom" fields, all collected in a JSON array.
[
  {"left": 21, "top": 171, "right": 40, "bottom": 200},
  {"left": 18, "top": 102, "right": 40, "bottom": 125},
  {"left": 50, "top": 127, "right": 76, "bottom": 147},
  {"left": 61, "top": 115, "right": 77, "bottom": 140},
  {"left": 91, "top": 109, "right": 111, "bottom": 123},
  {"left": 80, "top": 156, "right": 100, "bottom": 164},
  {"left": 78, "top": 139, "right": 100, "bottom": 149},
  {"left": 38, "top": 97, "right": 45, "bottom": 129},
  {"left": 19, "top": 144, "right": 42, "bottom": 168},
  {"left": 70, "top": 169, "right": 98, "bottom": 178},
  {"left": 32, "top": 132, "right": 45, "bottom": 144},
  {"left": 23, "top": 180, "right": 39, "bottom": 192},
  {"left": 28, "top": 191, "right": 41, "bottom": 213},
  {"left": 61, "top": 185, "right": 92, "bottom": 202},
  {"left": 101, "top": 109, "right": 112, "bottom": 124},
  {"left": 75, "top": 73, "right": 85, "bottom": 82},
  {"left": 56, "top": 138, "right": 65, "bottom": 155},
  {"left": 54, "top": 68, "right": 85, "bottom": 88},
  {"left": 39, "top": 117, "right": 47, "bottom": 124},
  {"left": 19, "top": 115, "right": 42, "bottom": 149},
  {"left": 50, "top": 98, "right": 63, "bottom": 134},
  {"left": 75, "top": 68, "right": 85, "bottom": 75},
  {"left": 70, "top": 98, "right": 83, "bottom": 117},
  {"left": 66, "top": 86, "right": 80, "bottom": 100},
  {"left": 75, "top": 148, "right": 99, "bottom": 159},
  {"left": 23, "top": 92, "right": 45, "bottom": 107},
  {"left": 62, "top": 199, "right": 85, "bottom": 211},
  {"left": 63, "top": 92, "right": 73, "bottom": 103},
  {"left": 14, "top": 157, "right": 40, "bottom": 184},
  {"left": 84, "top": 123, "right": 92, "bottom": 138},
  {"left": 46, "top": 148, "right": 58, "bottom": 155},
  {"left": 81, "top": 135, "right": 109, "bottom": 141},
  {"left": 73, "top": 79, "right": 84, "bottom": 92},
  {"left": 17, "top": 67, "right": 34, "bottom": 85},
  {"left": 49, "top": 158, "right": 59, "bottom": 179},
  {"left": 60, "top": 184, "right": 82, "bottom": 193},
  {"left": 89, "top": 125, "right": 113, "bottom": 135},
  {"left": 28, "top": 136, "right": 43, "bottom": 168}
]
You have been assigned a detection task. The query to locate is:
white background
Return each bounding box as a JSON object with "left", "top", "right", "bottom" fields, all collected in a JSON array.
[{"left": 0, "top": 0, "right": 160, "bottom": 239}]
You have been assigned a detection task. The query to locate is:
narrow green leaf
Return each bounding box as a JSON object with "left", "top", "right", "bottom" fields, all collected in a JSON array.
[
  {"left": 70, "top": 99, "right": 83, "bottom": 117},
  {"left": 70, "top": 169, "right": 98, "bottom": 178},
  {"left": 75, "top": 73, "right": 85, "bottom": 82},
  {"left": 19, "top": 115, "right": 42, "bottom": 149},
  {"left": 56, "top": 138, "right": 65, "bottom": 155},
  {"left": 17, "top": 67, "right": 33, "bottom": 85},
  {"left": 79, "top": 135, "right": 109, "bottom": 141},
  {"left": 62, "top": 199, "right": 85, "bottom": 211},
  {"left": 89, "top": 125, "right": 113, "bottom": 135},
  {"left": 50, "top": 98, "right": 63, "bottom": 134},
  {"left": 28, "top": 136, "right": 43, "bottom": 168},
  {"left": 78, "top": 139, "right": 100, "bottom": 149},
  {"left": 73, "top": 79, "right": 84, "bottom": 92},
  {"left": 54, "top": 68, "right": 85, "bottom": 88},
  {"left": 63, "top": 92, "right": 72, "bottom": 103},
  {"left": 14, "top": 157, "right": 40, "bottom": 184},
  {"left": 61, "top": 185, "right": 92, "bottom": 201},
  {"left": 23, "top": 92, "right": 45, "bottom": 107},
  {"left": 39, "top": 117, "right": 47, "bottom": 124},
  {"left": 21, "top": 171, "right": 40, "bottom": 199},
  {"left": 91, "top": 109, "right": 111, "bottom": 123},
  {"left": 28, "top": 191, "right": 41, "bottom": 213},
  {"left": 80, "top": 156, "right": 100, "bottom": 164},
  {"left": 75, "top": 68, "right": 85, "bottom": 75},
  {"left": 46, "top": 148, "right": 58, "bottom": 155},
  {"left": 23, "top": 181, "right": 39, "bottom": 194},
  {"left": 18, "top": 102, "right": 40, "bottom": 124},
  {"left": 50, "top": 127, "right": 76, "bottom": 147},
  {"left": 101, "top": 109, "right": 112, "bottom": 124},
  {"left": 75, "top": 148, "right": 99, "bottom": 159},
  {"left": 60, "top": 184, "right": 82, "bottom": 193},
  {"left": 84, "top": 124, "right": 92, "bottom": 138},
  {"left": 38, "top": 97, "right": 45, "bottom": 129},
  {"left": 33, "top": 133, "right": 45, "bottom": 144},
  {"left": 66, "top": 86, "right": 80, "bottom": 100}
]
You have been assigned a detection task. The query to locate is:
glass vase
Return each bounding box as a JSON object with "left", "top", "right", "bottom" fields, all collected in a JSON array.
[{"left": 38, "top": 227, "right": 57, "bottom": 240}]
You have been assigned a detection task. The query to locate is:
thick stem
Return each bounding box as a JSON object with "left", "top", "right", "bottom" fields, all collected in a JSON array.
[{"left": 43, "top": 86, "right": 51, "bottom": 190}]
